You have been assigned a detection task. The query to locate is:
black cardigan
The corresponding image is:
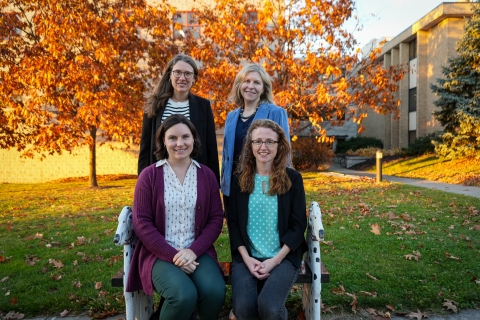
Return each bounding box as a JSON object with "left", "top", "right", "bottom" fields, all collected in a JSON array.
[
  {"left": 137, "top": 93, "right": 220, "bottom": 184},
  {"left": 227, "top": 168, "right": 307, "bottom": 268}
]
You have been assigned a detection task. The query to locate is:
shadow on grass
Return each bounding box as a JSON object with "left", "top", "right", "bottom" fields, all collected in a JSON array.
[{"left": 50, "top": 174, "right": 138, "bottom": 183}]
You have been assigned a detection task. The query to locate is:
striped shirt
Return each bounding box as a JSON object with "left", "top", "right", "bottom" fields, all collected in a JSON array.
[{"left": 161, "top": 99, "right": 190, "bottom": 122}]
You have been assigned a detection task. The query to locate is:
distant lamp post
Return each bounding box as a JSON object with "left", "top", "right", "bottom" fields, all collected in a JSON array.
[{"left": 376, "top": 150, "right": 383, "bottom": 183}]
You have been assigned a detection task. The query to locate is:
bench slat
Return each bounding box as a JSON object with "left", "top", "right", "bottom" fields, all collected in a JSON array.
[{"left": 112, "top": 261, "right": 329, "bottom": 287}]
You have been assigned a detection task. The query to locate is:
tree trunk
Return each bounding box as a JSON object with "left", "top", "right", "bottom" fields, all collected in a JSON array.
[{"left": 89, "top": 126, "right": 98, "bottom": 187}]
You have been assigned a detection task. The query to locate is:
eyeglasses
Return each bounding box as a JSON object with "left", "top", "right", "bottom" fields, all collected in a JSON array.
[
  {"left": 251, "top": 140, "right": 278, "bottom": 147},
  {"left": 172, "top": 70, "right": 194, "bottom": 79}
]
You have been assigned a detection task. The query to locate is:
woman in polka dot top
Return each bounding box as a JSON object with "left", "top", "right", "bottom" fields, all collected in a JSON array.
[{"left": 227, "top": 119, "right": 307, "bottom": 320}]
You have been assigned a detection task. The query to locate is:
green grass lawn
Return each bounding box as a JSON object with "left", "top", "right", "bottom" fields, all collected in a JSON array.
[
  {"left": 366, "top": 155, "right": 480, "bottom": 186},
  {"left": 0, "top": 173, "right": 479, "bottom": 318}
]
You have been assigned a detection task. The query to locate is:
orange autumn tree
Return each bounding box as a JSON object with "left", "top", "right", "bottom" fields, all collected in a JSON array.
[
  {"left": 189, "top": 0, "right": 405, "bottom": 140},
  {"left": 0, "top": 0, "right": 178, "bottom": 187}
]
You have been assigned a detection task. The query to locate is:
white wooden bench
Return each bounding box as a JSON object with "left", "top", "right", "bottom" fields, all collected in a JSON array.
[{"left": 112, "top": 202, "right": 328, "bottom": 320}]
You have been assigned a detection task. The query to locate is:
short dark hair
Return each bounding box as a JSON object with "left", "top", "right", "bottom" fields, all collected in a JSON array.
[{"left": 154, "top": 114, "right": 202, "bottom": 160}]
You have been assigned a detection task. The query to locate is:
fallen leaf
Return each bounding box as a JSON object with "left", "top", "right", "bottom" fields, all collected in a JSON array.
[
  {"left": 60, "top": 310, "right": 69, "bottom": 317},
  {"left": 95, "top": 281, "right": 103, "bottom": 290},
  {"left": 4, "top": 311, "right": 25, "bottom": 320},
  {"left": 72, "top": 281, "right": 82, "bottom": 288},
  {"left": 76, "top": 236, "right": 86, "bottom": 245},
  {"left": 50, "top": 274, "right": 62, "bottom": 281},
  {"left": 405, "top": 250, "right": 421, "bottom": 262},
  {"left": 386, "top": 304, "right": 395, "bottom": 311},
  {"left": 366, "top": 273, "right": 378, "bottom": 281},
  {"left": 366, "top": 308, "right": 377, "bottom": 315},
  {"left": 360, "top": 290, "right": 378, "bottom": 297},
  {"left": 370, "top": 223, "right": 381, "bottom": 235},
  {"left": 49, "top": 259, "right": 64, "bottom": 268},
  {"left": 444, "top": 252, "right": 461, "bottom": 262},
  {"left": 1, "top": 276, "right": 8, "bottom": 282},
  {"left": 407, "top": 309, "right": 427, "bottom": 319},
  {"left": 405, "top": 254, "right": 419, "bottom": 261},
  {"left": 350, "top": 294, "right": 357, "bottom": 314},
  {"left": 10, "top": 297, "right": 18, "bottom": 304},
  {"left": 34, "top": 233, "right": 43, "bottom": 239},
  {"left": 413, "top": 250, "right": 422, "bottom": 259},
  {"left": 443, "top": 299, "right": 458, "bottom": 313}
]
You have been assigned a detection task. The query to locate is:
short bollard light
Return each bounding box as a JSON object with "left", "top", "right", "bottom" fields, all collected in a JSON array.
[{"left": 376, "top": 150, "right": 383, "bottom": 182}]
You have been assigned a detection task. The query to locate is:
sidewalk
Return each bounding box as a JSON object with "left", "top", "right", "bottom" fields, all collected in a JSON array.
[{"left": 327, "top": 163, "right": 480, "bottom": 199}]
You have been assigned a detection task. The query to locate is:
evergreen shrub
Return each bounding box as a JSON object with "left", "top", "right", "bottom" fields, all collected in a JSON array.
[
  {"left": 335, "top": 137, "right": 383, "bottom": 154},
  {"left": 402, "top": 132, "right": 442, "bottom": 156}
]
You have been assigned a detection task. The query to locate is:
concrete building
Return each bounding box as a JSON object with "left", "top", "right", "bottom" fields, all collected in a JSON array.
[{"left": 359, "top": 1, "right": 475, "bottom": 149}]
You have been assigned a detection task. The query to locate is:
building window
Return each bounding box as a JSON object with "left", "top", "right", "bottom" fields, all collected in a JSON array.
[
  {"left": 408, "top": 130, "right": 416, "bottom": 146},
  {"left": 173, "top": 11, "right": 200, "bottom": 40},
  {"left": 408, "top": 88, "right": 416, "bottom": 112},
  {"left": 409, "top": 38, "right": 417, "bottom": 60}
]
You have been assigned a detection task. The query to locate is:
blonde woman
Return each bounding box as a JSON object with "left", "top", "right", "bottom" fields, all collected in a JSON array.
[{"left": 221, "top": 64, "right": 290, "bottom": 216}]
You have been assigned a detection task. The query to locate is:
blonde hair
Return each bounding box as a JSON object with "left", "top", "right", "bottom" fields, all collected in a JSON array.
[
  {"left": 236, "top": 119, "right": 291, "bottom": 195},
  {"left": 228, "top": 64, "right": 275, "bottom": 107}
]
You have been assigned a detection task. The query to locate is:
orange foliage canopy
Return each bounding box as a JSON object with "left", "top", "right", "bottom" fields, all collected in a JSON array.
[
  {"left": 188, "top": 0, "right": 406, "bottom": 139},
  {"left": 0, "top": 0, "right": 178, "bottom": 186}
]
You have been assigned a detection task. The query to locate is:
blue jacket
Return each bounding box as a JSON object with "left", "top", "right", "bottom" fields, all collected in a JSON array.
[{"left": 220, "top": 103, "right": 290, "bottom": 197}]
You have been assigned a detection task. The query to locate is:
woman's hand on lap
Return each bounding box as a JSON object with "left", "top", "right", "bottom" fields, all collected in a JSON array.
[
  {"left": 173, "top": 248, "right": 198, "bottom": 267},
  {"left": 258, "top": 258, "right": 278, "bottom": 275},
  {"left": 180, "top": 261, "right": 199, "bottom": 274},
  {"left": 244, "top": 256, "right": 269, "bottom": 280}
]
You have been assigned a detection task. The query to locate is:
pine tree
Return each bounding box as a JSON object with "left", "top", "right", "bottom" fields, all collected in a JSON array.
[{"left": 430, "top": 1, "right": 480, "bottom": 158}]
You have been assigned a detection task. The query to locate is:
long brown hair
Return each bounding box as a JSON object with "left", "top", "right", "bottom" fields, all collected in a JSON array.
[
  {"left": 145, "top": 54, "right": 198, "bottom": 118},
  {"left": 235, "top": 119, "right": 291, "bottom": 195}
]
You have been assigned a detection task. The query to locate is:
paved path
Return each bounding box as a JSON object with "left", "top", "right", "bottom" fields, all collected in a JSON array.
[
  {"left": 22, "top": 164, "right": 479, "bottom": 320},
  {"left": 327, "top": 163, "right": 480, "bottom": 199}
]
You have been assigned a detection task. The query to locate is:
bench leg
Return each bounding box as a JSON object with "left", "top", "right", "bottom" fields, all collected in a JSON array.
[
  {"left": 302, "top": 202, "right": 323, "bottom": 320},
  {"left": 124, "top": 240, "right": 154, "bottom": 320}
]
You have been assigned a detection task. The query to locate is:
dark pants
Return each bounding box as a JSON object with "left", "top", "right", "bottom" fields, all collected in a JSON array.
[
  {"left": 231, "top": 259, "right": 299, "bottom": 320},
  {"left": 223, "top": 194, "right": 229, "bottom": 220},
  {"left": 151, "top": 254, "right": 226, "bottom": 320}
]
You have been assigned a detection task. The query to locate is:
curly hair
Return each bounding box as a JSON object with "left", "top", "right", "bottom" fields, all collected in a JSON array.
[
  {"left": 145, "top": 54, "right": 199, "bottom": 118},
  {"left": 235, "top": 119, "right": 291, "bottom": 195},
  {"left": 154, "top": 114, "right": 201, "bottom": 160},
  {"left": 228, "top": 64, "right": 275, "bottom": 107}
]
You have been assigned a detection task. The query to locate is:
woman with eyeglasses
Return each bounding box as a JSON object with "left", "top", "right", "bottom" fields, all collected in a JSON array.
[
  {"left": 138, "top": 54, "right": 220, "bottom": 184},
  {"left": 221, "top": 64, "right": 290, "bottom": 218},
  {"left": 227, "top": 119, "right": 307, "bottom": 320}
]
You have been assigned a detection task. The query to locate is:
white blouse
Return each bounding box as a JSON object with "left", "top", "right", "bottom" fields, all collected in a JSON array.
[{"left": 156, "top": 159, "right": 199, "bottom": 250}]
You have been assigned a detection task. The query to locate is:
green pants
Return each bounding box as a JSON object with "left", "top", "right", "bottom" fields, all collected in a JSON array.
[{"left": 151, "top": 254, "right": 226, "bottom": 320}]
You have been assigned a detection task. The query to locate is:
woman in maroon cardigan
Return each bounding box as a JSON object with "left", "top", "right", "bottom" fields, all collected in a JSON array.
[{"left": 127, "top": 114, "right": 225, "bottom": 320}]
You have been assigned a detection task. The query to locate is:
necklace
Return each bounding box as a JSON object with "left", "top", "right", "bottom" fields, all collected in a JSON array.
[{"left": 240, "top": 105, "right": 259, "bottom": 120}]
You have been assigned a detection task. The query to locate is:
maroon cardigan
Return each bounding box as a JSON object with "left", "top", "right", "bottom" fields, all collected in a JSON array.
[{"left": 126, "top": 163, "right": 224, "bottom": 295}]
